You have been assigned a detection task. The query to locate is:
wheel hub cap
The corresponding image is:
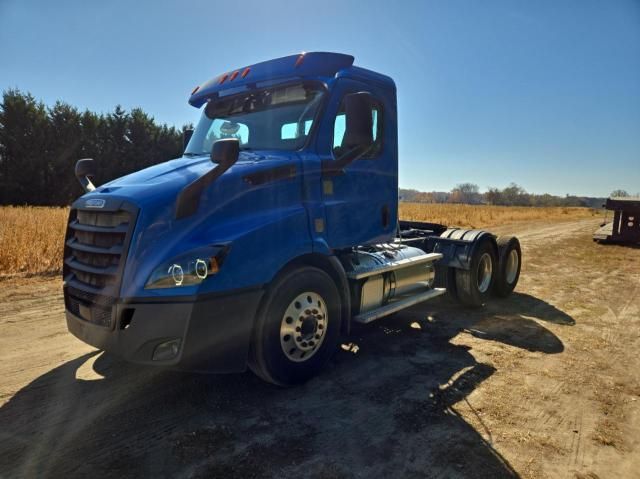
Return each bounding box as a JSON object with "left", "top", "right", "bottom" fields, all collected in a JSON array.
[
  {"left": 505, "top": 249, "right": 519, "bottom": 284},
  {"left": 300, "top": 316, "right": 317, "bottom": 338},
  {"left": 280, "top": 292, "right": 327, "bottom": 362},
  {"left": 477, "top": 253, "right": 493, "bottom": 293}
]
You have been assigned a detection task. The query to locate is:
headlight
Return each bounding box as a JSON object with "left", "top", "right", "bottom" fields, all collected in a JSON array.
[{"left": 145, "top": 246, "right": 228, "bottom": 289}]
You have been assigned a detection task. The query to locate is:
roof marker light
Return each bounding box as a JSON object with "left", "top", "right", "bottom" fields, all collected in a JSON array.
[
  {"left": 294, "top": 53, "right": 306, "bottom": 67},
  {"left": 191, "top": 85, "right": 200, "bottom": 95},
  {"left": 241, "top": 67, "right": 250, "bottom": 78},
  {"left": 229, "top": 71, "right": 239, "bottom": 81},
  {"left": 218, "top": 73, "right": 229, "bottom": 84}
]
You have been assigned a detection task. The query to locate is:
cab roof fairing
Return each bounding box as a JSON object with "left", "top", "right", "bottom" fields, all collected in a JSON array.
[{"left": 188, "top": 52, "right": 355, "bottom": 108}]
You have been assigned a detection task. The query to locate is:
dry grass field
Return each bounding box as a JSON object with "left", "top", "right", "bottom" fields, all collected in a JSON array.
[
  {"left": 399, "top": 202, "right": 600, "bottom": 229},
  {"left": 0, "top": 204, "right": 601, "bottom": 279},
  {"left": 0, "top": 206, "right": 68, "bottom": 277}
]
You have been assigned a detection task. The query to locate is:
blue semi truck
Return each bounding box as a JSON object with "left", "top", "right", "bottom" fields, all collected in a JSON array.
[{"left": 64, "top": 52, "right": 522, "bottom": 385}]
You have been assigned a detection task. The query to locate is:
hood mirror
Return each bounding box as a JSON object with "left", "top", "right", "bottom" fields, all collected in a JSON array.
[
  {"left": 175, "top": 138, "right": 240, "bottom": 219},
  {"left": 211, "top": 138, "right": 240, "bottom": 167},
  {"left": 75, "top": 158, "right": 97, "bottom": 192}
]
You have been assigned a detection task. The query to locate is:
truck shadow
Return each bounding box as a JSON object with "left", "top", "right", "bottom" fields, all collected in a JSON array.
[{"left": 0, "top": 293, "right": 572, "bottom": 479}]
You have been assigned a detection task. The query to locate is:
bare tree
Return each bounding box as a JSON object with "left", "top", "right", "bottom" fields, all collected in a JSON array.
[
  {"left": 450, "top": 183, "right": 480, "bottom": 204},
  {"left": 484, "top": 187, "right": 502, "bottom": 205},
  {"left": 501, "top": 183, "right": 529, "bottom": 206},
  {"left": 610, "top": 189, "right": 629, "bottom": 198}
]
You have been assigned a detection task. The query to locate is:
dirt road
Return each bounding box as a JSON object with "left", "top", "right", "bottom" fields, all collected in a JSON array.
[{"left": 1, "top": 218, "right": 639, "bottom": 479}]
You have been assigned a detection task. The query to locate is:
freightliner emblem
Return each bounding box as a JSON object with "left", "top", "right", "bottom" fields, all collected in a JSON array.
[{"left": 85, "top": 198, "right": 106, "bottom": 209}]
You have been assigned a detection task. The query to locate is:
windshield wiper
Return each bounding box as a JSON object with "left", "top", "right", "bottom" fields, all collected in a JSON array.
[{"left": 183, "top": 152, "right": 208, "bottom": 157}]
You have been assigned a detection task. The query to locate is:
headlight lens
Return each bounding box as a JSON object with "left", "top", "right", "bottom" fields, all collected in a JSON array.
[{"left": 145, "top": 246, "right": 227, "bottom": 289}]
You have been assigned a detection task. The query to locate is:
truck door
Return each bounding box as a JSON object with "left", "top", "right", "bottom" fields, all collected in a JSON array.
[{"left": 317, "top": 78, "right": 398, "bottom": 249}]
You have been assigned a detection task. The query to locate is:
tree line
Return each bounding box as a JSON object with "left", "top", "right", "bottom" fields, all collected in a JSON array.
[
  {"left": 400, "top": 183, "right": 614, "bottom": 208},
  {"left": 0, "top": 89, "right": 187, "bottom": 206},
  {"left": 2, "top": 90, "right": 630, "bottom": 208}
]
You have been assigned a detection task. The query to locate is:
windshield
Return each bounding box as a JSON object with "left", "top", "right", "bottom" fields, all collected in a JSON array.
[{"left": 185, "top": 82, "right": 324, "bottom": 156}]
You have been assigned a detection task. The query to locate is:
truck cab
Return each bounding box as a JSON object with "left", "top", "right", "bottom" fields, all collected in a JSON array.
[{"left": 64, "top": 52, "right": 521, "bottom": 385}]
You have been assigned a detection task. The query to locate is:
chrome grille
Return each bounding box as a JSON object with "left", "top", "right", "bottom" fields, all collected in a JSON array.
[{"left": 63, "top": 204, "right": 137, "bottom": 328}]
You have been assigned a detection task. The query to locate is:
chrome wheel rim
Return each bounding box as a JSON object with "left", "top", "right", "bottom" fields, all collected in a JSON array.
[
  {"left": 280, "top": 292, "right": 327, "bottom": 362},
  {"left": 505, "top": 249, "right": 519, "bottom": 284},
  {"left": 477, "top": 253, "right": 493, "bottom": 293}
]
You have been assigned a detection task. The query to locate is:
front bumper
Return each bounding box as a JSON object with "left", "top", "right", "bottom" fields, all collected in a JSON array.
[{"left": 65, "top": 288, "right": 264, "bottom": 373}]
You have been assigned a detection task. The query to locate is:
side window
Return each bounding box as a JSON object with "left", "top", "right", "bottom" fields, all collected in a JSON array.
[
  {"left": 332, "top": 97, "right": 382, "bottom": 158},
  {"left": 281, "top": 119, "right": 313, "bottom": 140}
]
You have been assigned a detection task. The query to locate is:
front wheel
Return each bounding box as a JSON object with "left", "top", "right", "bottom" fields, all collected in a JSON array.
[{"left": 249, "top": 266, "right": 342, "bottom": 386}]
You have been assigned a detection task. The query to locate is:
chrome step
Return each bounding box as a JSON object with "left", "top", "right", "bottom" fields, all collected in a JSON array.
[
  {"left": 347, "top": 252, "right": 442, "bottom": 280},
  {"left": 353, "top": 287, "right": 446, "bottom": 324}
]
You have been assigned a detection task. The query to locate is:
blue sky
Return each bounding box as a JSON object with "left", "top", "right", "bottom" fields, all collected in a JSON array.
[{"left": 1, "top": 0, "right": 638, "bottom": 196}]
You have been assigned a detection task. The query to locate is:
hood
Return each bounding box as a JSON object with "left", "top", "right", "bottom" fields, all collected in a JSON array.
[
  {"left": 75, "top": 150, "right": 304, "bottom": 298},
  {"left": 86, "top": 151, "right": 269, "bottom": 208}
]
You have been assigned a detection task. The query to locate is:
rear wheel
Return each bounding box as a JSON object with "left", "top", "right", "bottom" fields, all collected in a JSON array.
[
  {"left": 249, "top": 266, "right": 342, "bottom": 386},
  {"left": 493, "top": 236, "right": 521, "bottom": 297},
  {"left": 455, "top": 237, "right": 497, "bottom": 308}
]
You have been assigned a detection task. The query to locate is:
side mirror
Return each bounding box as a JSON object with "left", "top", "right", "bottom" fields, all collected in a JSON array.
[
  {"left": 75, "top": 158, "right": 96, "bottom": 192},
  {"left": 175, "top": 138, "right": 240, "bottom": 219},
  {"left": 183, "top": 128, "right": 194, "bottom": 152},
  {"left": 324, "top": 92, "right": 374, "bottom": 175},
  {"left": 343, "top": 92, "right": 374, "bottom": 150},
  {"left": 211, "top": 138, "right": 240, "bottom": 168}
]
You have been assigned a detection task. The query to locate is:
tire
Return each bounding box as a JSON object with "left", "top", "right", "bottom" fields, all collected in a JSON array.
[
  {"left": 492, "top": 236, "right": 521, "bottom": 298},
  {"left": 249, "top": 266, "right": 342, "bottom": 386},
  {"left": 455, "top": 236, "right": 497, "bottom": 308}
]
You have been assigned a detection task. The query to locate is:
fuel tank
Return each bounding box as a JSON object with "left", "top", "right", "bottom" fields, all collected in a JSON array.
[{"left": 341, "top": 244, "right": 436, "bottom": 314}]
